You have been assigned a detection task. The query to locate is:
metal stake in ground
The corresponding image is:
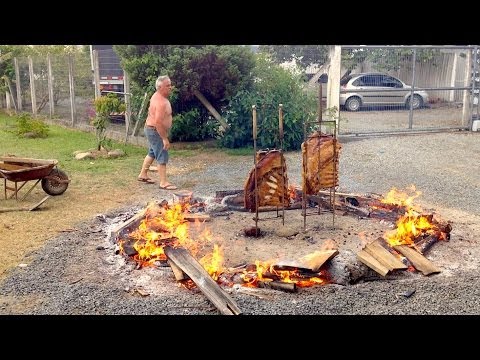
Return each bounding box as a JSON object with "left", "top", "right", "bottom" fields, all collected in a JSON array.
[
  {"left": 252, "top": 105, "right": 259, "bottom": 234},
  {"left": 278, "top": 104, "right": 285, "bottom": 225}
]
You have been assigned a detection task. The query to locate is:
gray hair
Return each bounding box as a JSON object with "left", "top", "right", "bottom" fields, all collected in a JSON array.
[{"left": 155, "top": 75, "right": 170, "bottom": 90}]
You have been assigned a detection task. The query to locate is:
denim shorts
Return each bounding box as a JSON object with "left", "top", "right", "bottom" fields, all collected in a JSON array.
[{"left": 144, "top": 127, "right": 169, "bottom": 164}]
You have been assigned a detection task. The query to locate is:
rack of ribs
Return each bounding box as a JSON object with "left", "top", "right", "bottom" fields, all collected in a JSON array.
[
  {"left": 244, "top": 149, "right": 290, "bottom": 212},
  {"left": 301, "top": 131, "right": 341, "bottom": 195}
]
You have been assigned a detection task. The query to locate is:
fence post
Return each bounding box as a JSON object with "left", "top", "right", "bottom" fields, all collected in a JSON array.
[
  {"left": 326, "top": 45, "right": 341, "bottom": 134},
  {"left": 68, "top": 54, "right": 76, "bottom": 126},
  {"left": 28, "top": 56, "right": 37, "bottom": 117},
  {"left": 462, "top": 49, "right": 472, "bottom": 127},
  {"left": 93, "top": 50, "right": 101, "bottom": 99},
  {"left": 47, "top": 53, "right": 55, "bottom": 119},
  {"left": 123, "top": 70, "right": 131, "bottom": 143},
  {"left": 14, "top": 57, "right": 22, "bottom": 111}
]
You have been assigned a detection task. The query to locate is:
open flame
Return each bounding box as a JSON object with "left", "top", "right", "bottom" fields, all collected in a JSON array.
[
  {"left": 381, "top": 185, "right": 445, "bottom": 247},
  {"left": 119, "top": 199, "right": 329, "bottom": 289},
  {"left": 120, "top": 201, "right": 213, "bottom": 266}
]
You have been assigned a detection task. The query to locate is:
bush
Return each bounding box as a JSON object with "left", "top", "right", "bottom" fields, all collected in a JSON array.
[
  {"left": 14, "top": 112, "right": 49, "bottom": 138},
  {"left": 220, "top": 54, "right": 318, "bottom": 151},
  {"left": 92, "top": 94, "right": 126, "bottom": 150}
]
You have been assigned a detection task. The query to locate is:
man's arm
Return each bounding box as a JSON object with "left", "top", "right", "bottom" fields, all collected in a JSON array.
[{"left": 154, "top": 100, "right": 170, "bottom": 149}]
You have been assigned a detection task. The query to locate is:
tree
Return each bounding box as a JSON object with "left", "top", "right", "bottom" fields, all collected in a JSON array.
[
  {"left": 220, "top": 53, "right": 318, "bottom": 150},
  {"left": 114, "top": 45, "right": 256, "bottom": 141},
  {"left": 258, "top": 45, "right": 330, "bottom": 69}
]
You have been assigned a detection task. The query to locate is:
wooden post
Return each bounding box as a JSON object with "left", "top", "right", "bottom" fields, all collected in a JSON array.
[
  {"left": 123, "top": 70, "right": 131, "bottom": 143},
  {"left": 462, "top": 49, "right": 472, "bottom": 127},
  {"left": 5, "top": 91, "right": 11, "bottom": 110},
  {"left": 450, "top": 52, "right": 458, "bottom": 102},
  {"left": 130, "top": 91, "right": 148, "bottom": 138},
  {"left": 47, "top": 54, "right": 55, "bottom": 119},
  {"left": 28, "top": 56, "right": 37, "bottom": 117},
  {"left": 14, "top": 57, "right": 22, "bottom": 111},
  {"left": 193, "top": 89, "right": 228, "bottom": 132},
  {"left": 3, "top": 77, "right": 17, "bottom": 112},
  {"left": 68, "top": 54, "right": 76, "bottom": 126},
  {"left": 93, "top": 50, "right": 101, "bottom": 100},
  {"left": 326, "top": 45, "right": 341, "bottom": 135}
]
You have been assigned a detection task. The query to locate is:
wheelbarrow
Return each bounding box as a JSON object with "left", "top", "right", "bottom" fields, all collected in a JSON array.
[{"left": 0, "top": 156, "right": 70, "bottom": 201}]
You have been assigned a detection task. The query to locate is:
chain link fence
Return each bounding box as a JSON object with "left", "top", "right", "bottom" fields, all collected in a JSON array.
[
  {"left": 2, "top": 46, "right": 479, "bottom": 140},
  {"left": 6, "top": 52, "right": 96, "bottom": 128}
]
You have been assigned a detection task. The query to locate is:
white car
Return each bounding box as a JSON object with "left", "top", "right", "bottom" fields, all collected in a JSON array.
[{"left": 340, "top": 72, "right": 429, "bottom": 111}]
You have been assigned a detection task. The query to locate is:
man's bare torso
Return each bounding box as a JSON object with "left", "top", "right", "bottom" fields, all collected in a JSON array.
[{"left": 146, "top": 92, "right": 172, "bottom": 130}]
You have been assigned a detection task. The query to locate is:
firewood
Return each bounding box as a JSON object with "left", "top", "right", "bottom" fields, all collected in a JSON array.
[
  {"left": 164, "top": 246, "right": 242, "bottom": 315},
  {"left": 415, "top": 234, "right": 440, "bottom": 254},
  {"left": 167, "top": 258, "right": 189, "bottom": 281},
  {"left": 257, "top": 280, "right": 297, "bottom": 293},
  {"left": 345, "top": 202, "right": 371, "bottom": 217},
  {"left": 393, "top": 245, "right": 441, "bottom": 275},
  {"left": 357, "top": 249, "right": 390, "bottom": 276},
  {"left": 183, "top": 213, "right": 211, "bottom": 222},
  {"left": 109, "top": 208, "right": 147, "bottom": 242},
  {"left": 364, "top": 239, "right": 407, "bottom": 271},
  {"left": 275, "top": 249, "right": 339, "bottom": 272}
]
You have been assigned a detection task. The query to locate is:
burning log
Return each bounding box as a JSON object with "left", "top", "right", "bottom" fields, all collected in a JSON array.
[
  {"left": 109, "top": 208, "right": 147, "bottom": 243},
  {"left": 183, "top": 213, "right": 211, "bottom": 222},
  {"left": 415, "top": 234, "right": 440, "bottom": 254},
  {"left": 164, "top": 246, "right": 242, "bottom": 315},
  {"left": 257, "top": 280, "right": 297, "bottom": 293},
  {"left": 393, "top": 245, "right": 441, "bottom": 275}
]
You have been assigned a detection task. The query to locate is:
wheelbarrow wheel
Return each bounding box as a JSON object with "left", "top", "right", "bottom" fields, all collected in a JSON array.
[{"left": 41, "top": 168, "right": 69, "bottom": 196}]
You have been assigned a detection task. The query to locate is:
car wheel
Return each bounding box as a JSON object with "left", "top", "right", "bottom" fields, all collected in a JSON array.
[
  {"left": 407, "top": 94, "right": 423, "bottom": 110},
  {"left": 345, "top": 97, "right": 361, "bottom": 112}
]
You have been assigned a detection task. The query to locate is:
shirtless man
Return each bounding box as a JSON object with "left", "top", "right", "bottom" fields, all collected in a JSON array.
[{"left": 137, "top": 75, "right": 177, "bottom": 190}]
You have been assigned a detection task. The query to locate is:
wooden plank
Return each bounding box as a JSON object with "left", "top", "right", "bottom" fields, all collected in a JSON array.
[
  {"left": 167, "top": 259, "right": 188, "bottom": 281},
  {"left": 193, "top": 89, "right": 228, "bottom": 132},
  {"left": 109, "top": 208, "right": 147, "bottom": 241},
  {"left": 393, "top": 245, "right": 441, "bottom": 276},
  {"left": 164, "top": 246, "right": 242, "bottom": 315},
  {"left": 364, "top": 239, "right": 407, "bottom": 271},
  {"left": 357, "top": 249, "right": 390, "bottom": 277},
  {"left": 275, "top": 249, "right": 339, "bottom": 272}
]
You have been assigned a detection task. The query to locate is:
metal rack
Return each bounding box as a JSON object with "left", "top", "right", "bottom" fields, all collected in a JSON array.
[{"left": 251, "top": 104, "right": 288, "bottom": 233}]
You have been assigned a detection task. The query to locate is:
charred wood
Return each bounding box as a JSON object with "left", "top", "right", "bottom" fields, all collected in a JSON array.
[
  {"left": 257, "top": 280, "right": 297, "bottom": 293},
  {"left": 164, "top": 246, "right": 242, "bottom": 315}
]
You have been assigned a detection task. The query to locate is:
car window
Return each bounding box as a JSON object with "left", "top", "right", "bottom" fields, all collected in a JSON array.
[
  {"left": 359, "top": 75, "right": 383, "bottom": 87},
  {"left": 382, "top": 75, "right": 403, "bottom": 88}
]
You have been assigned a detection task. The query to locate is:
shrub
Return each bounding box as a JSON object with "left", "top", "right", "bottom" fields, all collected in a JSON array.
[
  {"left": 92, "top": 94, "right": 126, "bottom": 150},
  {"left": 220, "top": 54, "right": 318, "bottom": 150},
  {"left": 14, "top": 112, "right": 49, "bottom": 138}
]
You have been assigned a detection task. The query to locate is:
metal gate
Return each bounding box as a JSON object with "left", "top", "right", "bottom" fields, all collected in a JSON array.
[{"left": 337, "top": 45, "right": 479, "bottom": 136}]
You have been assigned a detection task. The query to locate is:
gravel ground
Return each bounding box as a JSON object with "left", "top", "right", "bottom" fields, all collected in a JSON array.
[{"left": 1, "top": 130, "right": 480, "bottom": 316}]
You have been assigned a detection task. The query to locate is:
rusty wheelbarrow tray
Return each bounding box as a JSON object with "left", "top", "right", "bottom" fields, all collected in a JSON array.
[{"left": 0, "top": 156, "right": 70, "bottom": 201}]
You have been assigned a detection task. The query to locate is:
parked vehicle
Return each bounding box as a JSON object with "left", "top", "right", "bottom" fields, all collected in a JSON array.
[{"left": 339, "top": 72, "right": 429, "bottom": 111}]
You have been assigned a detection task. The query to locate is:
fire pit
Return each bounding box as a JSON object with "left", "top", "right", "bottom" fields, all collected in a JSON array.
[{"left": 106, "top": 185, "right": 452, "bottom": 314}]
